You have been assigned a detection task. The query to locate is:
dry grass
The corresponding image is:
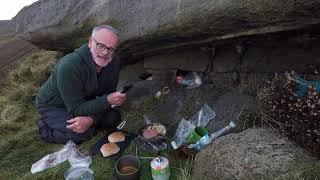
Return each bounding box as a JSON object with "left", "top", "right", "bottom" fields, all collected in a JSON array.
[
  {"left": 257, "top": 71, "right": 320, "bottom": 157},
  {"left": 0, "top": 50, "right": 59, "bottom": 150},
  {"left": 256, "top": 71, "right": 320, "bottom": 179}
]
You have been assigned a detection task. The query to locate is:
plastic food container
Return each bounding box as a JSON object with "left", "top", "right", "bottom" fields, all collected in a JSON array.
[{"left": 64, "top": 166, "right": 94, "bottom": 180}]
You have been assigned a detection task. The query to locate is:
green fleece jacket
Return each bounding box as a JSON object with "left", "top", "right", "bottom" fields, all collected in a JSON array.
[{"left": 36, "top": 44, "right": 121, "bottom": 120}]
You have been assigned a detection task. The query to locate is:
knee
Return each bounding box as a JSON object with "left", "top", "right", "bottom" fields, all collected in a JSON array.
[{"left": 38, "top": 120, "right": 96, "bottom": 144}]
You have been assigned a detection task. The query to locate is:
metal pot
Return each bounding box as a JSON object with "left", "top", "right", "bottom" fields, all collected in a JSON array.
[{"left": 115, "top": 155, "right": 140, "bottom": 180}]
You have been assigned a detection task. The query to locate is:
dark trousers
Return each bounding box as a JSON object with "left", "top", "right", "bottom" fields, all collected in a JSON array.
[{"left": 37, "top": 105, "right": 121, "bottom": 144}]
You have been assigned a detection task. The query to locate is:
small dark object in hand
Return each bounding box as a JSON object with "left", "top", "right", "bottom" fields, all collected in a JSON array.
[{"left": 120, "top": 83, "right": 133, "bottom": 94}]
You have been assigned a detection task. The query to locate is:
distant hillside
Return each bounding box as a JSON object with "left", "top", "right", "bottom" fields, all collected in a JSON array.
[
  {"left": 0, "top": 20, "right": 14, "bottom": 34},
  {"left": 0, "top": 20, "right": 38, "bottom": 89}
]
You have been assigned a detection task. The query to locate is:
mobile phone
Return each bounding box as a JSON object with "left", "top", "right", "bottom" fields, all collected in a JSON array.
[{"left": 119, "top": 83, "right": 133, "bottom": 93}]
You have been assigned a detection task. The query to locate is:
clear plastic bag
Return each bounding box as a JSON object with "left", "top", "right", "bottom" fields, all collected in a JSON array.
[
  {"left": 171, "top": 103, "right": 216, "bottom": 149},
  {"left": 31, "top": 141, "right": 92, "bottom": 174},
  {"left": 65, "top": 147, "right": 93, "bottom": 180},
  {"left": 171, "top": 118, "right": 195, "bottom": 149},
  {"left": 68, "top": 144, "right": 92, "bottom": 168},
  {"left": 188, "top": 103, "right": 216, "bottom": 127}
]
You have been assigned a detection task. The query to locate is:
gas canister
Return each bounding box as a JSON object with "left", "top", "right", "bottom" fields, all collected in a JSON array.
[{"left": 150, "top": 157, "right": 170, "bottom": 180}]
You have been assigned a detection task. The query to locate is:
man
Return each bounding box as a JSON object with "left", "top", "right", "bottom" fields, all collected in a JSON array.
[{"left": 36, "top": 25, "right": 126, "bottom": 144}]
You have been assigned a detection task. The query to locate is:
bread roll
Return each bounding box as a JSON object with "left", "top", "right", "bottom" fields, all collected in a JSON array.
[
  {"left": 100, "top": 143, "right": 120, "bottom": 157},
  {"left": 108, "top": 131, "right": 125, "bottom": 143}
]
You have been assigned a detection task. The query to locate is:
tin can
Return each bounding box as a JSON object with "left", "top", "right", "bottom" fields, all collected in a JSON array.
[{"left": 150, "top": 157, "right": 170, "bottom": 180}]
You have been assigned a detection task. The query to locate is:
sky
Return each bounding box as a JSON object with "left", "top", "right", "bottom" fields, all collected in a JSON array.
[{"left": 0, "top": 0, "right": 38, "bottom": 20}]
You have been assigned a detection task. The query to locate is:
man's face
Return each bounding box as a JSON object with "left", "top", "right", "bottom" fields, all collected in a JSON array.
[{"left": 88, "top": 29, "right": 119, "bottom": 68}]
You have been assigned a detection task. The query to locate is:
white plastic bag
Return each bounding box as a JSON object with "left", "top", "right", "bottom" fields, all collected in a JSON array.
[{"left": 31, "top": 141, "right": 92, "bottom": 174}]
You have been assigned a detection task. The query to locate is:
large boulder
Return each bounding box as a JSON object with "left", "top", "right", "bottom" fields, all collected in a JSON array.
[
  {"left": 192, "top": 128, "right": 318, "bottom": 179},
  {"left": 13, "top": 0, "right": 320, "bottom": 60},
  {"left": 144, "top": 47, "right": 211, "bottom": 72}
]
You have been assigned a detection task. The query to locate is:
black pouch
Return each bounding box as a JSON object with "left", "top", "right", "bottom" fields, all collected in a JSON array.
[{"left": 89, "top": 129, "right": 137, "bottom": 160}]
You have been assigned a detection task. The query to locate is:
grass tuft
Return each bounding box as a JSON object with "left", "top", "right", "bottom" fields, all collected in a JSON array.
[{"left": 0, "top": 50, "right": 60, "bottom": 179}]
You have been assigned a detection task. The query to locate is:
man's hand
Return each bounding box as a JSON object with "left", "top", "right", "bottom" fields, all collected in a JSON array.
[
  {"left": 107, "top": 92, "right": 127, "bottom": 106},
  {"left": 66, "top": 116, "right": 93, "bottom": 133}
]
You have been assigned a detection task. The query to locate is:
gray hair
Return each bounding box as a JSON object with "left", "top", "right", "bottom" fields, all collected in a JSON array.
[{"left": 91, "top": 24, "right": 120, "bottom": 39}]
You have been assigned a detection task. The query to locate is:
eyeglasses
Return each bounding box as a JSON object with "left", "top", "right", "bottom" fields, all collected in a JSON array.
[{"left": 91, "top": 37, "right": 116, "bottom": 54}]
